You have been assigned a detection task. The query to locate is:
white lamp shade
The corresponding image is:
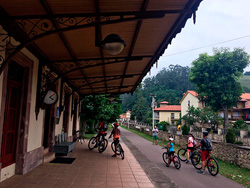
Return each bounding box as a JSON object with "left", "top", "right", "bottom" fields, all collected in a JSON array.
[{"left": 103, "top": 42, "right": 125, "bottom": 55}]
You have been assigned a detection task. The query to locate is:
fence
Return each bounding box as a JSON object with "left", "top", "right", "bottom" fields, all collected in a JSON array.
[{"left": 121, "top": 121, "right": 250, "bottom": 169}]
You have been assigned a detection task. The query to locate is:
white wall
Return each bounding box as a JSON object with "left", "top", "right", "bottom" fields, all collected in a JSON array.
[{"left": 181, "top": 93, "right": 199, "bottom": 117}]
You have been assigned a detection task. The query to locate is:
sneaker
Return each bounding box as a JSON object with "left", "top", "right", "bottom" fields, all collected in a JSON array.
[
  {"left": 112, "top": 154, "right": 117, "bottom": 157},
  {"left": 186, "top": 160, "right": 190, "bottom": 164},
  {"left": 166, "top": 164, "right": 169, "bottom": 167},
  {"left": 197, "top": 170, "right": 205, "bottom": 174}
]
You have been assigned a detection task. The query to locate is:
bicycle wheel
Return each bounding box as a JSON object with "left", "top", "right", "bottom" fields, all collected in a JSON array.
[
  {"left": 173, "top": 156, "right": 181, "bottom": 169},
  {"left": 88, "top": 137, "right": 96, "bottom": 150},
  {"left": 207, "top": 157, "right": 219, "bottom": 176},
  {"left": 98, "top": 139, "right": 108, "bottom": 153},
  {"left": 116, "top": 144, "right": 122, "bottom": 155},
  {"left": 119, "top": 146, "right": 124, "bottom": 160},
  {"left": 111, "top": 142, "right": 115, "bottom": 153},
  {"left": 162, "top": 152, "right": 168, "bottom": 165},
  {"left": 177, "top": 148, "right": 187, "bottom": 161},
  {"left": 191, "top": 152, "right": 202, "bottom": 170}
]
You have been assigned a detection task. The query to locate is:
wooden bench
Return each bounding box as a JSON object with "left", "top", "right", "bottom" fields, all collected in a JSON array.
[{"left": 53, "top": 133, "right": 76, "bottom": 155}]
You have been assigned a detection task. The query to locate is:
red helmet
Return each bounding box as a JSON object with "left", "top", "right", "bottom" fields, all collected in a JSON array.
[{"left": 114, "top": 123, "right": 119, "bottom": 127}]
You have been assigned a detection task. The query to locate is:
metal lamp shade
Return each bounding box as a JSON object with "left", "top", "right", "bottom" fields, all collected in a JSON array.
[{"left": 102, "top": 34, "right": 126, "bottom": 55}]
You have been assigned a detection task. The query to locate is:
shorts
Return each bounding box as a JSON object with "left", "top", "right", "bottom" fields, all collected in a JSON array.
[
  {"left": 153, "top": 135, "right": 158, "bottom": 140},
  {"left": 114, "top": 138, "right": 120, "bottom": 146},
  {"left": 97, "top": 133, "right": 106, "bottom": 139},
  {"left": 187, "top": 147, "right": 194, "bottom": 152},
  {"left": 201, "top": 150, "right": 210, "bottom": 161},
  {"left": 168, "top": 151, "right": 174, "bottom": 157}
]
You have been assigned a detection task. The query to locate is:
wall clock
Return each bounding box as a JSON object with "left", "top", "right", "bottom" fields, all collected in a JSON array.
[{"left": 43, "top": 90, "right": 58, "bottom": 105}]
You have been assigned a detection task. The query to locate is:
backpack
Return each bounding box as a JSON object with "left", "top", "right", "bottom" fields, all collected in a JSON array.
[
  {"left": 193, "top": 139, "right": 197, "bottom": 147},
  {"left": 103, "top": 122, "right": 108, "bottom": 131},
  {"left": 204, "top": 138, "right": 213, "bottom": 151}
]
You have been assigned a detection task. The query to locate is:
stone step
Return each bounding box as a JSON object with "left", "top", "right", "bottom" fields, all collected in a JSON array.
[{"left": 43, "top": 152, "right": 55, "bottom": 163}]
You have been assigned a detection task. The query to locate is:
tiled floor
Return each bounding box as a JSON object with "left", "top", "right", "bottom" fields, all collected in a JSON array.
[{"left": 0, "top": 139, "right": 155, "bottom": 188}]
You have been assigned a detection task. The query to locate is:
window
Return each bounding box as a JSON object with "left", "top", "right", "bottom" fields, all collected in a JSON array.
[
  {"left": 171, "top": 113, "right": 174, "bottom": 120},
  {"left": 188, "top": 100, "right": 190, "bottom": 108}
]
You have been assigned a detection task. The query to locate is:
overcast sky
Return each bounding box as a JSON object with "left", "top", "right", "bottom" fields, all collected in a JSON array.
[{"left": 147, "top": 0, "right": 250, "bottom": 77}]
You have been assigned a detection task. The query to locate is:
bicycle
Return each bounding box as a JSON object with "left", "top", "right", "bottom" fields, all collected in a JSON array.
[
  {"left": 177, "top": 144, "right": 200, "bottom": 164},
  {"left": 192, "top": 150, "right": 219, "bottom": 176},
  {"left": 111, "top": 140, "right": 125, "bottom": 160},
  {"left": 88, "top": 133, "right": 108, "bottom": 153},
  {"left": 162, "top": 147, "right": 181, "bottom": 169}
]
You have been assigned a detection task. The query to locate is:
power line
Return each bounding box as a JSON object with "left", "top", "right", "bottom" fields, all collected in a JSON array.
[{"left": 161, "top": 34, "right": 250, "bottom": 57}]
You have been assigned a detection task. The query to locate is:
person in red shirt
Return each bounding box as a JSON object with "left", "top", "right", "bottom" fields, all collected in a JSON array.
[
  {"left": 95, "top": 117, "right": 107, "bottom": 146},
  {"left": 109, "top": 122, "right": 121, "bottom": 157}
]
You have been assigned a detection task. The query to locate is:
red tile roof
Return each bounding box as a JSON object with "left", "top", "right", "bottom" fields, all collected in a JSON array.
[
  {"left": 244, "top": 105, "right": 250, "bottom": 109},
  {"left": 241, "top": 93, "right": 250, "bottom": 100},
  {"left": 154, "top": 105, "right": 181, "bottom": 112},
  {"left": 160, "top": 101, "right": 169, "bottom": 104},
  {"left": 179, "top": 90, "right": 198, "bottom": 103}
]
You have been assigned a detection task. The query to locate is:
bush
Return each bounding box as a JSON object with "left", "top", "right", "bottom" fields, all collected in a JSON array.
[
  {"left": 233, "top": 119, "right": 248, "bottom": 130},
  {"left": 182, "top": 124, "right": 190, "bottom": 135},
  {"left": 234, "top": 141, "right": 243, "bottom": 145},
  {"left": 226, "top": 128, "right": 236, "bottom": 143}
]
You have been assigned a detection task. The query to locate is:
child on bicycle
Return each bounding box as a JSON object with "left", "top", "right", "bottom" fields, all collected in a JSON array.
[
  {"left": 95, "top": 117, "right": 108, "bottom": 147},
  {"left": 109, "top": 122, "right": 121, "bottom": 157},
  {"left": 166, "top": 137, "right": 174, "bottom": 167}
]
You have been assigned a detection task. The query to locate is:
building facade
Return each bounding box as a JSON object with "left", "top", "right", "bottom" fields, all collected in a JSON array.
[{"left": 0, "top": 26, "right": 80, "bottom": 181}]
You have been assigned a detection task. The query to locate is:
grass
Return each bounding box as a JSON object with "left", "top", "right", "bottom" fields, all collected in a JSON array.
[{"left": 121, "top": 126, "right": 250, "bottom": 188}]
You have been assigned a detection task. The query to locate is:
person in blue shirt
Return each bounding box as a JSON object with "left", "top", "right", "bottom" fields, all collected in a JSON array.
[{"left": 166, "top": 137, "right": 174, "bottom": 167}]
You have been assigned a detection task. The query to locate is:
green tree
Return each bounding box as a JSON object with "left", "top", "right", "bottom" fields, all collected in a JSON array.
[
  {"left": 80, "top": 95, "right": 121, "bottom": 132},
  {"left": 131, "top": 92, "right": 149, "bottom": 122},
  {"left": 189, "top": 48, "right": 250, "bottom": 128}
]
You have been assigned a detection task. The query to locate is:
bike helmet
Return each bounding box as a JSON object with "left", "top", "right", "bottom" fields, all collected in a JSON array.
[
  {"left": 203, "top": 131, "right": 208, "bottom": 136},
  {"left": 114, "top": 123, "right": 119, "bottom": 127},
  {"left": 169, "top": 138, "right": 174, "bottom": 141},
  {"left": 188, "top": 132, "right": 192, "bottom": 135}
]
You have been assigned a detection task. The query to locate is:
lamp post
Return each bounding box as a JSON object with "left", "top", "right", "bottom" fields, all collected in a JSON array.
[{"left": 149, "top": 94, "right": 157, "bottom": 129}]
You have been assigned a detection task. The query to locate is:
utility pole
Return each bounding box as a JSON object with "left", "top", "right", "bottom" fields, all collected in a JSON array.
[{"left": 149, "top": 94, "right": 157, "bottom": 129}]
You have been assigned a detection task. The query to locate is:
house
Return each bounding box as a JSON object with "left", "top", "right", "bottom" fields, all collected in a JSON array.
[
  {"left": 120, "top": 110, "right": 131, "bottom": 122},
  {"left": 180, "top": 90, "right": 250, "bottom": 124},
  {"left": 180, "top": 90, "right": 205, "bottom": 117},
  {"left": 154, "top": 105, "right": 181, "bottom": 125}
]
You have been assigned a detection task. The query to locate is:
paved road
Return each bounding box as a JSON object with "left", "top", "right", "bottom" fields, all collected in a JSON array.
[{"left": 120, "top": 127, "right": 245, "bottom": 188}]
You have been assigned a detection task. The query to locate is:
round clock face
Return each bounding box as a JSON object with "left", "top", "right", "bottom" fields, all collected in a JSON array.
[{"left": 43, "top": 90, "right": 58, "bottom": 105}]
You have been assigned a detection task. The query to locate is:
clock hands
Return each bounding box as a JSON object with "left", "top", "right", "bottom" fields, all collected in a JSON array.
[{"left": 49, "top": 94, "right": 55, "bottom": 100}]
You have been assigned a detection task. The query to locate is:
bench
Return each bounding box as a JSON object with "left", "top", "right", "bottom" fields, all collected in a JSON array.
[{"left": 53, "top": 133, "right": 76, "bottom": 155}]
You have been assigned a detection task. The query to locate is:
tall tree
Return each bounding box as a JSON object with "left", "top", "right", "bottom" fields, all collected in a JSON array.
[{"left": 189, "top": 48, "right": 250, "bottom": 127}]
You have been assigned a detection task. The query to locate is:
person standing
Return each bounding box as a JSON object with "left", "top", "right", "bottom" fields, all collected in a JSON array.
[
  {"left": 109, "top": 123, "right": 121, "bottom": 157},
  {"left": 186, "top": 132, "right": 194, "bottom": 163},
  {"left": 196, "top": 131, "right": 213, "bottom": 174},
  {"left": 152, "top": 126, "right": 159, "bottom": 145}
]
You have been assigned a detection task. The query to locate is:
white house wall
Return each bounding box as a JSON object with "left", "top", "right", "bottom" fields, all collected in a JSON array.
[
  {"left": 159, "top": 111, "right": 180, "bottom": 124},
  {"left": 25, "top": 49, "right": 45, "bottom": 152},
  {"left": 181, "top": 93, "right": 199, "bottom": 117}
]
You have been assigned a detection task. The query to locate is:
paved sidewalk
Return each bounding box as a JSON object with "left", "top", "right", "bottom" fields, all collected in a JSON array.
[{"left": 0, "top": 138, "right": 155, "bottom": 188}]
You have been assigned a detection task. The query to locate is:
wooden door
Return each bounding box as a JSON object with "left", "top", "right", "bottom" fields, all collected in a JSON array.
[{"left": 1, "top": 80, "right": 21, "bottom": 167}]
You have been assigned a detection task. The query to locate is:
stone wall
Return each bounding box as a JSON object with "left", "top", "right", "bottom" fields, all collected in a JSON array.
[{"left": 123, "top": 123, "right": 250, "bottom": 169}]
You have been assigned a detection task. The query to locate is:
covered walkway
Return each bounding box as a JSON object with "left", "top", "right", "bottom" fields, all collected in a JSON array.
[{"left": 0, "top": 138, "right": 154, "bottom": 188}]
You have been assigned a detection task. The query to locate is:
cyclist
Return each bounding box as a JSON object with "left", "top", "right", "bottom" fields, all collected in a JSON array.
[
  {"left": 95, "top": 117, "right": 107, "bottom": 147},
  {"left": 196, "top": 131, "right": 213, "bottom": 174},
  {"left": 166, "top": 138, "right": 174, "bottom": 167},
  {"left": 109, "top": 122, "right": 121, "bottom": 157},
  {"left": 186, "top": 132, "right": 195, "bottom": 163}
]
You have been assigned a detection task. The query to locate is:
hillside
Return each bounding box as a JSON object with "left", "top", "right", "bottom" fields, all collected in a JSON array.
[{"left": 239, "top": 75, "right": 250, "bottom": 92}]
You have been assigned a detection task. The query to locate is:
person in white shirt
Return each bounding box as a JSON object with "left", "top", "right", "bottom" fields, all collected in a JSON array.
[{"left": 152, "top": 126, "right": 159, "bottom": 145}]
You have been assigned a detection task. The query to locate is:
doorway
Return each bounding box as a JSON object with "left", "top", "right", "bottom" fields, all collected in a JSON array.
[{"left": 1, "top": 62, "right": 23, "bottom": 168}]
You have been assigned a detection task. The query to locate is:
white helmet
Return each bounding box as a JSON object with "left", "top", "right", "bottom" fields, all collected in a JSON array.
[{"left": 169, "top": 138, "right": 174, "bottom": 141}]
